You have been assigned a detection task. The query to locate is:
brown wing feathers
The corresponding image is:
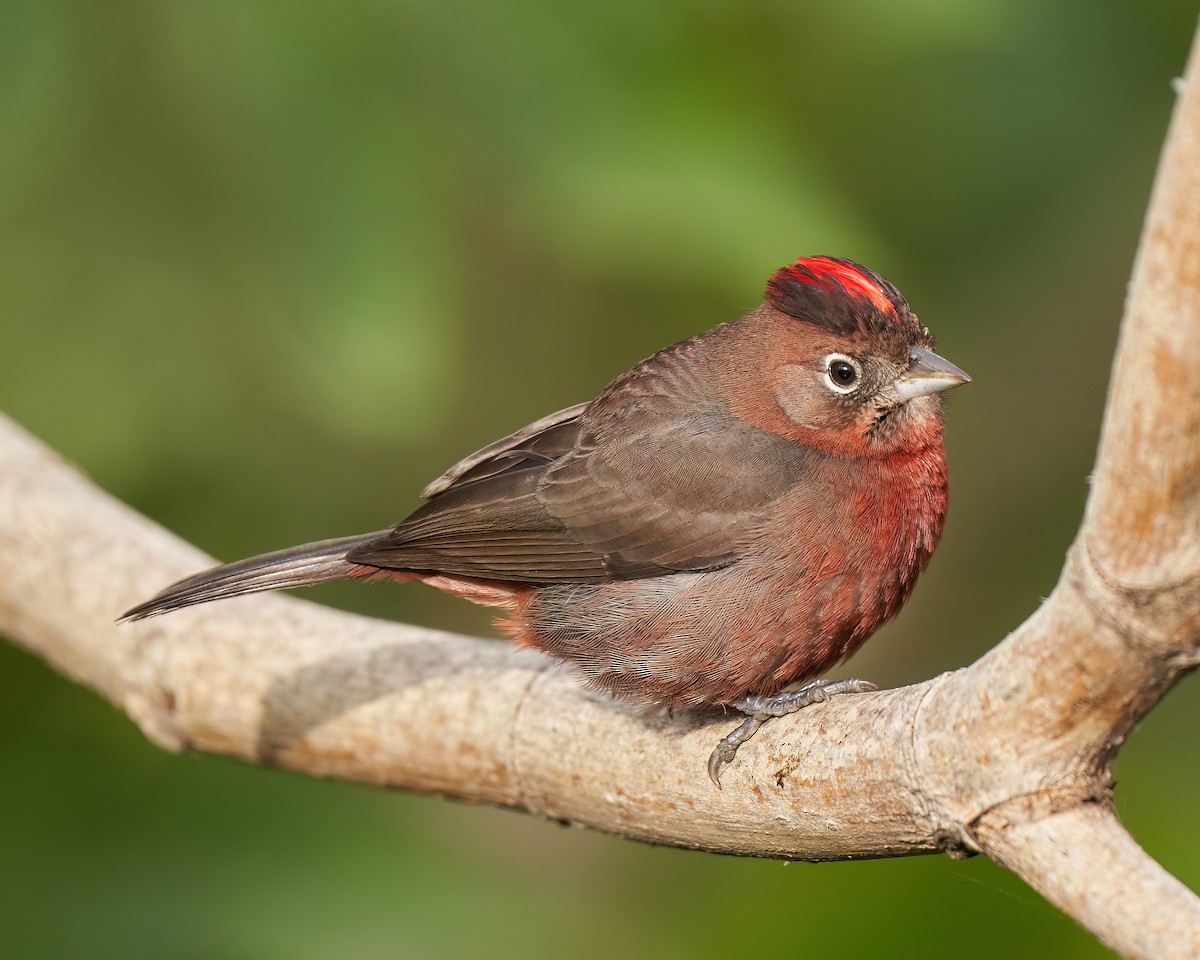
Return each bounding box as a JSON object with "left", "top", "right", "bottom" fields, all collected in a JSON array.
[
  {"left": 348, "top": 465, "right": 613, "bottom": 583},
  {"left": 123, "top": 328, "right": 814, "bottom": 618}
]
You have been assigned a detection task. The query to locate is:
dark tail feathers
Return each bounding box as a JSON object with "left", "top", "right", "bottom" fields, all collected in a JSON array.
[{"left": 120, "top": 531, "right": 389, "bottom": 622}]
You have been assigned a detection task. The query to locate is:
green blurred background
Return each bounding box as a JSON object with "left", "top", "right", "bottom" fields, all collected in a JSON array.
[{"left": 2, "top": 2, "right": 1197, "bottom": 957}]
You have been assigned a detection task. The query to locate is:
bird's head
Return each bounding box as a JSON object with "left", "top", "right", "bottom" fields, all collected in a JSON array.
[{"left": 736, "top": 255, "right": 970, "bottom": 458}]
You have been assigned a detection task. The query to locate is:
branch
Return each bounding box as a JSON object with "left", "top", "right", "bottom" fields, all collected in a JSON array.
[
  {"left": 2, "top": 24, "right": 1200, "bottom": 958},
  {"left": 978, "top": 801, "right": 1200, "bottom": 958}
]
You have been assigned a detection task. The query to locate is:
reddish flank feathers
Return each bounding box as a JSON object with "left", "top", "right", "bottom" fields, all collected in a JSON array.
[{"left": 122, "top": 255, "right": 970, "bottom": 784}]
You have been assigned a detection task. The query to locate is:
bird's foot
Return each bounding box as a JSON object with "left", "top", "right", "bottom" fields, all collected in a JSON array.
[{"left": 707, "top": 678, "right": 877, "bottom": 787}]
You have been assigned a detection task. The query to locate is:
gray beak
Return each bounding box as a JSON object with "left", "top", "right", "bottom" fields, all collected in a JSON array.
[{"left": 893, "top": 345, "right": 971, "bottom": 401}]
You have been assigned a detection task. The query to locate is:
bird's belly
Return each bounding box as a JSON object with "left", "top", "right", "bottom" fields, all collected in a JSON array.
[{"left": 510, "top": 557, "right": 902, "bottom": 708}]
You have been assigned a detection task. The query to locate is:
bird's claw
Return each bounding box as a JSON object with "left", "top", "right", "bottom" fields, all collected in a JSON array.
[
  {"left": 707, "top": 715, "right": 764, "bottom": 787},
  {"left": 707, "top": 678, "right": 878, "bottom": 787}
]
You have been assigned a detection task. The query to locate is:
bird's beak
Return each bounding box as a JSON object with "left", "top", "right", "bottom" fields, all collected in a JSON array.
[{"left": 893, "top": 345, "right": 971, "bottom": 401}]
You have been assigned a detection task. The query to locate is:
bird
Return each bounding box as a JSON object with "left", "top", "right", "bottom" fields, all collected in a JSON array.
[{"left": 122, "top": 255, "right": 970, "bottom": 784}]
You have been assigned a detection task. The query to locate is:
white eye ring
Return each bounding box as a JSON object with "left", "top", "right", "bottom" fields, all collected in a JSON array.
[{"left": 823, "top": 353, "right": 862, "bottom": 394}]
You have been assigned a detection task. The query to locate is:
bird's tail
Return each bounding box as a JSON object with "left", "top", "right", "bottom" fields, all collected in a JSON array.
[{"left": 119, "top": 531, "right": 390, "bottom": 622}]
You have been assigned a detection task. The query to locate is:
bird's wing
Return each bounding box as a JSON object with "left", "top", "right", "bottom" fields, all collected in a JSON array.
[
  {"left": 346, "top": 398, "right": 813, "bottom": 584},
  {"left": 537, "top": 404, "right": 811, "bottom": 575},
  {"left": 420, "top": 402, "right": 589, "bottom": 498},
  {"left": 350, "top": 402, "right": 606, "bottom": 581}
]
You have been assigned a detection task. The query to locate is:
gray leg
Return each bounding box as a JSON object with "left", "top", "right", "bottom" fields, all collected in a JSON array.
[{"left": 707, "top": 678, "right": 877, "bottom": 786}]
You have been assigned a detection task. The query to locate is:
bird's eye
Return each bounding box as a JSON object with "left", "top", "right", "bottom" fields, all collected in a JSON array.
[{"left": 823, "top": 354, "right": 862, "bottom": 394}]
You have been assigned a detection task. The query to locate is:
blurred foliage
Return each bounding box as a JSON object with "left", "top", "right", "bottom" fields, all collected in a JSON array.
[{"left": 2, "top": 2, "right": 1198, "bottom": 957}]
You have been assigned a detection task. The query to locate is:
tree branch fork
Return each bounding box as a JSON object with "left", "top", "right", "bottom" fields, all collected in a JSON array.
[{"left": 4, "top": 26, "right": 1200, "bottom": 960}]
